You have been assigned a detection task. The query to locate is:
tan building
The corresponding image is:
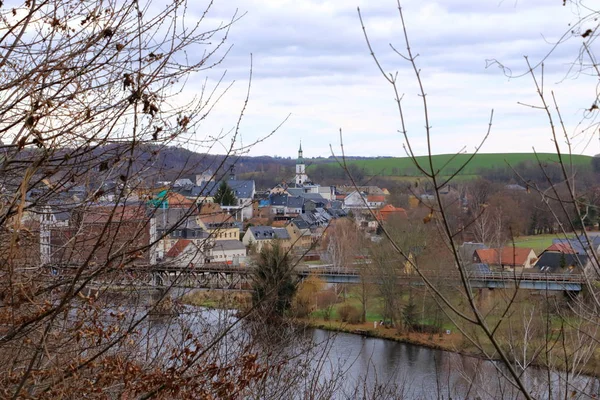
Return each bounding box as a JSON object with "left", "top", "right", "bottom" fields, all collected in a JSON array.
[
  {"left": 242, "top": 226, "right": 291, "bottom": 253},
  {"left": 197, "top": 213, "right": 240, "bottom": 241},
  {"left": 286, "top": 220, "right": 312, "bottom": 250}
]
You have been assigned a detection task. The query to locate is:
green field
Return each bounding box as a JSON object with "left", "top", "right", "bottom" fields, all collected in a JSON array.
[
  {"left": 512, "top": 234, "right": 574, "bottom": 254},
  {"left": 342, "top": 153, "right": 592, "bottom": 177}
]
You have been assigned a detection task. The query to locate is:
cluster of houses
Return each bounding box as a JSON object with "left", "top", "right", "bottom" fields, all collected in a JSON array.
[
  {"left": 15, "top": 143, "right": 600, "bottom": 277},
  {"left": 18, "top": 144, "right": 407, "bottom": 270},
  {"left": 460, "top": 236, "right": 598, "bottom": 275}
]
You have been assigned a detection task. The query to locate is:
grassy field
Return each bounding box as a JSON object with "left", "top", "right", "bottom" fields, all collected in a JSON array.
[
  {"left": 342, "top": 153, "right": 592, "bottom": 177},
  {"left": 512, "top": 234, "right": 573, "bottom": 253}
]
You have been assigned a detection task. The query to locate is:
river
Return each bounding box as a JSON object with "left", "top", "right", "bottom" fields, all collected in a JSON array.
[{"left": 108, "top": 290, "right": 600, "bottom": 399}]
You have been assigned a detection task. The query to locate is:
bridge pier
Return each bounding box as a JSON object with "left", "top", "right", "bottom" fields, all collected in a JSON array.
[{"left": 476, "top": 288, "right": 493, "bottom": 311}]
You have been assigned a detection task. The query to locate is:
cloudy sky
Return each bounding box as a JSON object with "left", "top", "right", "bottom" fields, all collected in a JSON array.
[{"left": 182, "top": 0, "right": 598, "bottom": 158}]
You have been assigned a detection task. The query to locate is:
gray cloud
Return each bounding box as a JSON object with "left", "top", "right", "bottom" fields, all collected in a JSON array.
[{"left": 181, "top": 0, "right": 597, "bottom": 157}]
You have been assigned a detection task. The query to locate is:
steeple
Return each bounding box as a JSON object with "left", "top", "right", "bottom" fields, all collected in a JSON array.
[
  {"left": 295, "top": 141, "right": 308, "bottom": 185},
  {"left": 297, "top": 141, "right": 304, "bottom": 164}
]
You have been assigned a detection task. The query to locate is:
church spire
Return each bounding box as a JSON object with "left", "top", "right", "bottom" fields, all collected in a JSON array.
[{"left": 297, "top": 141, "right": 304, "bottom": 164}]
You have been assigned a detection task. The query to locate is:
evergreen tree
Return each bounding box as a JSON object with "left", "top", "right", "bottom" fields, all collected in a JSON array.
[
  {"left": 214, "top": 180, "right": 236, "bottom": 206},
  {"left": 251, "top": 240, "right": 297, "bottom": 318}
]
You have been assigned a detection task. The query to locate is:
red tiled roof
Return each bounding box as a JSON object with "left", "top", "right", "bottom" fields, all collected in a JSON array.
[
  {"left": 376, "top": 204, "right": 408, "bottom": 221},
  {"left": 166, "top": 239, "right": 192, "bottom": 258},
  {"left": 475, "top": 247, "right": 535, "bottom": 266},
  {"left": 199, "top": 213, "right": 232, "bottom": 225},
  {"left": 544, "top": 243, "right": 576, "bottom": 254},
  {"left": 166, "top": 192, "right": 195, "bottom": 208},
  {"left": 367, "top": 195, "right": 385, "bottom": 203}
]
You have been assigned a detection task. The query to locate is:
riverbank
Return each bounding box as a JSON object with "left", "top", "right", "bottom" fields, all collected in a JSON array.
[
  {"left": 299, "top": 317, "right": 470, "bottom": 355},
  {"left": 180, "top": 289, "right": 600, "bottom": 378},
  {"left": 299, "top": 316, "right": 600, "bottom": 379}
]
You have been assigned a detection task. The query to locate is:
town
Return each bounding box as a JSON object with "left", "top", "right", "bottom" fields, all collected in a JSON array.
[
  {"left": 2, "top": 0, "right": 600, "bottom": 398},
  {"left": 21, "top": 144, "right": 595, "bottom": 283}
]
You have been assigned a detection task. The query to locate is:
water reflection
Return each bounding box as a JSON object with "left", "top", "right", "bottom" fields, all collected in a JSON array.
[
  {"left": 105, "top": 291, "right": 599, "bottom": 400},
  {"left": 311, "top": 329, "right": 600, "bottom": 399}
]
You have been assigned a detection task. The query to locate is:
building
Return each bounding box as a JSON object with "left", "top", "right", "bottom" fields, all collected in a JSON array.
[
  {"left": 210, "top": 240, "right": 247, "bottom": 264},
  {"left": 155, "top": 208, "right": 208, "bottom": 261},
  {"left": 286, "top": 219, "right": 313, "bottom": 250},
  {"left": 473, "top": 247, "right": 537, "bottom": 271},
  {"left": 197, "top": 212, "right": 240, "bottom": 241},
  {"left": 295, "top": 142, "right": 308, "bottom": 186},
  {"left": 49, "top": 205, "right": 157, "bottom": 267},
  {"left": 242, "top": 226, "right": 291, "bottom": 253}
]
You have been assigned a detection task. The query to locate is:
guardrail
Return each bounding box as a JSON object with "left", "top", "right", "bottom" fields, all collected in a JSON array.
[{"left": 111, "top": 263, "right": 590, "bottom": 284}]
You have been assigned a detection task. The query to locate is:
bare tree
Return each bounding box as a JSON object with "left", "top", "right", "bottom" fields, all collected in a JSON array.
[
  {"left": 0, "top": 1, "right": 317, "bottom": 398},
  {"left": 355, "top": 1, "right": 600, "bottom": 398}
]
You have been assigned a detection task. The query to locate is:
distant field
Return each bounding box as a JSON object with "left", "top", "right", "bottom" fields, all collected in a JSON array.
[
  {"left": 342, "top": 153, "right": 592, "bottom": 177},
  {"left": 512, "top": 234, "right": 574, "bottom": 254}
]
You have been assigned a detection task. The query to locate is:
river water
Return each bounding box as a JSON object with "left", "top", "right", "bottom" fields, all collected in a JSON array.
[
  {"left": 307, "top": 328, "right": 600, "bottom": 399},
  {"left": 113, "top": 290, "right": 600, "bottom": 399}
]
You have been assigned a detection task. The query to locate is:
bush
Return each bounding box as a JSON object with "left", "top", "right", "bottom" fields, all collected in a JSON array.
[
  {"left": 347, "top": 307, "right": 362, "bottom": 324},
  {"left": 338, "top": 304, "right": 358, "bottom": 323},
  {"left": 316, "top": 290, "right": 338, "bottom": 309},
  {"left": 292, "top": 298, "right": 312, "bottom": 318}
]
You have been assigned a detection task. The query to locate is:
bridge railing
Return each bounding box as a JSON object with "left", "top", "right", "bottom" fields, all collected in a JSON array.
[{"left": 131, "top": 263, "right": 588, "bottom": 284}]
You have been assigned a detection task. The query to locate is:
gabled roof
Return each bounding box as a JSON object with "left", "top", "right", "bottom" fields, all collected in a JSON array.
[
  {"left": 376, "top": 204, "right": 407, "bottom": 221},
  {"left": 286, "top": 188, "right": 304, "bottom": 197},
  {"left": 535, "top": 252, "right": 587, "bottom": 274},
  {"left": 544, "top": 243, "right": 576, "bottom": 254},
  {"left": 228, "top": 180, "right": 255, "bottom": 199},
  {"left": 287, "top": 196, "right": 304, "bottom": 208},
  {"left": 459, "top": 242, "right": 488, "bottom": 262},
  {"left": 553, "top": 236, "right": 600, "bottom": 255},
  {"left": 475, "top": 247, "right": 536, "bottom": 267},
  {"left": 270, "top": 194, "right": 288, "bottom": 206},
  {"left": 248, "top": 226, "right": 290, "bottom": 241},
  {"left": 299, "top": 193, "right": 326, "bottom": 202},
  {"left": 367, "top": 195, "right": 385, "bottom": 203},
  {"left": 166, "top": 239, "right": 192, "bottom": 258},
  {"left": 291, "top": 217, "right": 310, "bottom": 230},
  {"left": 198, "top": 212, "right": 234, "bottom": 226},
  {"left": 212, "top": 239, "right": 246, "bottom": 252}
]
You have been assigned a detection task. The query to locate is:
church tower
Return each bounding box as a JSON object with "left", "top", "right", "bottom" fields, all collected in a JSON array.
[{"left": 295, "top": 141, "right": 308, "bottom": 185}]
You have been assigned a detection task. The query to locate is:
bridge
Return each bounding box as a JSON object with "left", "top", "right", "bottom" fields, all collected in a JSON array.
[{"left": 123, "top": 263, "right": 586, "bottom": 292}]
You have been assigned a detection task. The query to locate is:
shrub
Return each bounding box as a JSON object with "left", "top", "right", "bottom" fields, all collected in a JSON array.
[
  {"left": 338, "top": 304, "right": 358, "bottom": 323},
  {"left": 316, "top": 290, "right": 338, "bottom": 309},
  {"left": 347, "top": 307, "right": 362, "bottom": 324}
]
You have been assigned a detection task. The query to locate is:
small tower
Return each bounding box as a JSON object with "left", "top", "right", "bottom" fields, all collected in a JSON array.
[{"left": 295, "top": 141, "right": 308, "bottom": 185}]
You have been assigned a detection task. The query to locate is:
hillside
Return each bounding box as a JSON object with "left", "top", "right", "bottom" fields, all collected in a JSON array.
[{"left": 340, "top": 153, "right": 593, "bottom": 177}]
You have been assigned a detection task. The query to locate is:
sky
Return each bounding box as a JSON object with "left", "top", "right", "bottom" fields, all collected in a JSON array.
[{"left": 179, "top": 0, "right": 599, "bottom": 158}]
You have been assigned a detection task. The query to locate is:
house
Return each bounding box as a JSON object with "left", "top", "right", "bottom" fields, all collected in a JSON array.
[
  {"left": 175, "top": 177, "right": 256, "bottom": 220},
  {"left": 473, "top": 247, "right": 537, "bottom": 271},
  {"left": 367, "top": 195, "right": 385, "bottom": 208},
  {"left": 543, "top": 242, "right": 576, "bottom": 254},
  {"left": 375, "top": 204, "right": 408, "bottom": 223},
  {"left": 268, "top": 193, "right": 304, "bottom": 218},
  {"left": 210, "top": 240, "right": 247, "bottom": 265},
  {"left": 286, "top": 219, "right": 313, "bottom": 250},
  {"left": 226, "top": 178, "right": 256, "bottom": 220},
  {"left": 242, "top": 226, "right": 291, "bottom": 253},
  {"left": 534, "top": 252, "right": 588, "bottom": 274},
  {"left": 165, "top": 239, "right": 209, "bottom": 266},
  {"left": 458, "top": 242, "right": 487, "bottom": 266},
  {"left": 155, "top": 208, "right": 208, "bottom": 260},
  {"left": 49, "top": 204, "right": 157, "bottom": 267},
  {"left": 197, "top": 212, "right": 240, "bottom": 241}
]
